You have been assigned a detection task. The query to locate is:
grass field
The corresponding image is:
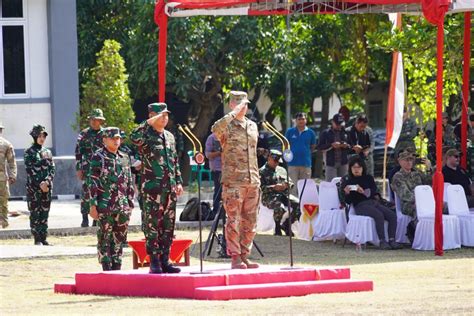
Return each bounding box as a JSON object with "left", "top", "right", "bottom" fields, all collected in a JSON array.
[{"left": 1, "top": 230, "right": 473, "bottom": 315}]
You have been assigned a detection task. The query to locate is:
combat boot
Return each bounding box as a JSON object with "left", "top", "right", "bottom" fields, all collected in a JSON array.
[
  {"left": 92, "top": 220, "right": 98, "bottom": 227},
  {"left": 111, "top": 263, "right": 121, "bottom": 270},
  {"left": 282, "top": 220, "right": 294, "bottom": 237},
  {"left": 102, "top": 262, "right": 111, "bottom": 271},
  {"left": 274, "top": 220, "right": 283, "bottom": 236},
  {"left": 81, "top": 214, "right": 89, "bottom": 227},
  {"left": 149, "top": 254, "right": 163, "bottom": 274},
  {"left": 33, "top": 236, "right": 42, "bottom": 246},
  {"left": 231, "top": 255, "right": 247, "bottom": 269},
  {"left": 41, "top": 237, "right": 52, "bottom": 246},
  {"left": 240, "top": 255, "right": 259, "bottom": 269},
  {"left": 160, "top": 254, "right": 180, "bottom": 273}
]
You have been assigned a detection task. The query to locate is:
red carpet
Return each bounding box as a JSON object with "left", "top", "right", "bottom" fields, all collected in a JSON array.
[{"left": 54, "top": 265, "right": 373, "bottom": 300}]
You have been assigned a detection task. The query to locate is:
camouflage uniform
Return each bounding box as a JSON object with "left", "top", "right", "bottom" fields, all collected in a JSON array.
[
  {"left": 88, "top": 128, "right": 134, "bottom": 268},
  {"left": 75, "top": 110, "right": 105, "bottom": 220},
  {"left": 260, "top": 162, "right": 300, "bottom": 224},
  {"left": 394, "top": 118, "right": 417, "bottom": 156},
  {"left": 130, "top": 110, "right": 182, "bottom": 258},
  {"left": 211, "top": 91, "right": 260, "bottom": 258},
  {"left": 24, "top": 125, "right": 55, "bottom": 243},
  {"left": 0, "top": 126, "right": 17, "bottom": 228}
]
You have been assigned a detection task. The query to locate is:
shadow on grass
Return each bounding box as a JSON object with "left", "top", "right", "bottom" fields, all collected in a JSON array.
[
  {"left": 48, "top": 297, "right": 128, "bottom": 305},
  {"left": 187, "top": 234, "right": 474, "bottom": 267}
]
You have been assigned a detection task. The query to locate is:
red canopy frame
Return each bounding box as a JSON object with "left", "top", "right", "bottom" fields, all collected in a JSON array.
[{"left": 154, "top": 0, "right": 472, "bottom": 256}]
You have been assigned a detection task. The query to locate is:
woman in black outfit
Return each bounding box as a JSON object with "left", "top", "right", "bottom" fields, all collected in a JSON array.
[{"left": 341, "top": 156, "right": 402, "bottom": 250}]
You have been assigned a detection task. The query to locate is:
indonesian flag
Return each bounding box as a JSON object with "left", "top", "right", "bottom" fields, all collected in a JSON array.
[{"left": 385, "top": 13, "right": 405, "bottom": 148}]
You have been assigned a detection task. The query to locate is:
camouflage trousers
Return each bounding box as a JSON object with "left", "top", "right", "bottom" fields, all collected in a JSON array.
[
  {"left": 80, "top": 178, "right": 90, "bottom": 215},
  {"left": 142, "top": 191, "right": 177, "bottom": 256},
  {"left": 222, "top": 184, "right": 260, "bottom": 257},
  {"left": 27, "top": 188, "right": 51, "bottom": 240},
  {"left": 97, "top": 210, "right": 130, "bottom": 265},
  {"left": 262, "top": 193, "right": 300, "bottom": 224},
  {"left": 0, "top": 180, "right": 9, "bottom": 227}
]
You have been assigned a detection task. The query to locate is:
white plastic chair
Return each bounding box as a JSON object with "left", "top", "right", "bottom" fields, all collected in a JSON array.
[
  {"left": 331, "top": 177, "right": 342, "bottom": 185},
  {"left": 256, "top": 204, "right": 275, "bottom": 233},
  {"left": 413, "top": 185, "right": 461, "bottom": 250},
  {"left": 297, "top": 179, "right": 319, "bottom": 241},
  {"left": 446, "top": 185, "right": 474, "bottom": 247},
  {"left": 443, "top": 183, "right": 451, "bottom": 202},
  {"left": 394, "top": 193, "right": 411, "bottom": 244},
  {"left": 345, "top": 205, "right": 388, "bottom": 247},
  {"left": 313, "top": 181, "right": 347, "bottom": 241}
]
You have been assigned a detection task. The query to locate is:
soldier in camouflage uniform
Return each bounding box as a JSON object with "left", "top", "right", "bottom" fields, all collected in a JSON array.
[
  {"left": 24, "top": 125, "right": 55, "bottom": 245},
  {"left": 75, "top": 109, "right": 106, "bottom": 227},
  {"left": 0, "top": 123, "right": 17, "bottom": 228},
  {"left": 394, "top": 110, "right": 417, "bottom": 157},
  {"left": 391, "top": 151, "right": 433, "bottom": 219},
  {"left": 130, "top": 103, "right": 183, "bottom": 274},
  {"left": 260, "top": 149, "right": 300, "bottom": 236},
  {"left": 211, "top": 91, "right": 261, "bottom": 269},
  {"left": 88, "top": 127, "right": 134, "bottom": 271}
]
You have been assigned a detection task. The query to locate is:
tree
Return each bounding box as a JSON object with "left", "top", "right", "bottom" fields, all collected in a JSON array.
[{"left": 78, "top": 39, "right": 135, "bottom": 134}]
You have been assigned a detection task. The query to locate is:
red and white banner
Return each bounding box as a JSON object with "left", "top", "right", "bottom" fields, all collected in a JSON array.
[{"left": 385, "top": 13, "right": 405, "bottom": 149}]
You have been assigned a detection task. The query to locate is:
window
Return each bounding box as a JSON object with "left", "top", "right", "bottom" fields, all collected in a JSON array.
[{"left": 0, "top": 0, "right": 27, "bottom": 97}]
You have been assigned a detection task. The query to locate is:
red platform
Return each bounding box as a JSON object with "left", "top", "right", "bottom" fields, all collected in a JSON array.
[{"left": 55, "top": 265, "right": 373, "bottom": 300}]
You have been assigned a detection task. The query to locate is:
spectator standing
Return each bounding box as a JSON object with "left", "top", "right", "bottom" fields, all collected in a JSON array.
[
  {"left": 346, "top": 114, "right": 372, "bottom": 173},
  {"left": 0, "top": 123, "right": 17, "bottom": 229},
  {"left": 205, "top": 132, "right": 223, "bottom": 216},
  {"left": 285, "top": 112, "right": 316, "bottom": 194}
]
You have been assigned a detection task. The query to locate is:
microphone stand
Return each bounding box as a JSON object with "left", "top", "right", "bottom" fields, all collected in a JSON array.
[{"left": 178, "top": 124, "right": 211, "bottom": 274}]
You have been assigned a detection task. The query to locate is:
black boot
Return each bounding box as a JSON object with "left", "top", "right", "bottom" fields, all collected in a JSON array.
[
  {"left": 33, "top": 236, "right": 42, "bottom": 246},
  {"left": 81, "top": 214, "right": 89, "bottom": 227},
  {"left": 41, "top": 237, "right": 52, "bottom": 246},
  {"left": 102, "top": 262, "right": 111, "bottom": 271},
  {"left": 282, "top": 220, "right": 294, "bottom": 237},
  {"left": 111, "top": 262, "right": 121, "bottom": 270},
  {"left": 92, "top": 220, "right": 98, "bottom": 227},
  {"left": 149, "top": 254, "right": 163, "bottom": 274},
  {"left": 161, "top": 254, "right": 181, "bottom": 273},
  {"left": 274, "top": 221, "right": 282, "bottom": 236}
]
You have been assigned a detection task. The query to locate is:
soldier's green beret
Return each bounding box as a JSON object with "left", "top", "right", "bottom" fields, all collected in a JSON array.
[
  {"left": 103, "top": 127, "right": 122, "bottom": 138},
  {"left": 148, "top": 102, "right": 171, "bottom": 114},
  {"left": 88, "top": 108, "right": 106, "bottom": 120},
  {"left": 29, "top": 124, "right": 48, "bottom": 138},
  {"left": 398, "top": 151, "right": 414, "bottom": 161},
  {"left": 269, "top": 149, "right": 283, "bottom": 163},
  {"left": 229, "top": 91, "right": 250, "bottom": 105}
]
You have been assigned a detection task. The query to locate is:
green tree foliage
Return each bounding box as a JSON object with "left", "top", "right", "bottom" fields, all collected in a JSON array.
[{"left": 79, "top": 39, "right": 135, "bottom": 134}]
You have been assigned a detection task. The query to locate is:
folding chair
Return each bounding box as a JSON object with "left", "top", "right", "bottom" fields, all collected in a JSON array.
[
  {"left": 394, "top": 193, "right": 411, "bottom": 244},
  {"left": 413, "top": 185, "right": 461, "bottom": 250},
  {"left": 446, "top": 184, "right": 474, "bottom": 247},
  {"left": 296, "top": 179, "right": 319, "bottom": 241},
  {"left": 313, "top": 181, "right": 347, "bottom": 241}
]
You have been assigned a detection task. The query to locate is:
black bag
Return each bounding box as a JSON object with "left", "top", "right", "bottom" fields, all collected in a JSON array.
[{"left": 180, "top": 198, "right": 213, "bottom": 221}]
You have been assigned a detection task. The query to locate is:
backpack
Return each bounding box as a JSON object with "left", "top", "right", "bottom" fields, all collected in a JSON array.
[{"left": 180, "top": 198, "right": 213, "bottom": 221}]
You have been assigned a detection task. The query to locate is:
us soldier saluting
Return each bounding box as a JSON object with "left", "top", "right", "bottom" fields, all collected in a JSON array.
[
  {"left": 130, "top": 103, "right": 183, "bottom": 274},
  {"left": 88, "top": 127, "right": 134, "bottom": 271},
  {"left": 211, "top": 91, "right": 261, "bottom": 269},
  {"left": 24, "top": 125, "right": 55, "bottom": 245},
  {"left": 0, "top": 123, "right": 17, "bottom": 229},
  {"left": 260, "top": 149, "right": 300, "bottom": 236},
  {"left": 75, "top": 109, "right": 106, "bottom": 227}
]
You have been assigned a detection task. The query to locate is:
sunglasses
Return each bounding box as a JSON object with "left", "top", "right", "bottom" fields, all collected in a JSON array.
[{"left": 450, "top": 155, "right": 459, "bottom": 158}]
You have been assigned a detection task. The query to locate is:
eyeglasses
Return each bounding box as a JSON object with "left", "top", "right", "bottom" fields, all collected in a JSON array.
[{"left": 451, "top": 155, "right": 459, "bottom": 158}]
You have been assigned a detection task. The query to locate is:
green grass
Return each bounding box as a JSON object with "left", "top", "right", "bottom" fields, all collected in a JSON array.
[{"left": 1, "top": 229, "right": 473, "bottom": 315}]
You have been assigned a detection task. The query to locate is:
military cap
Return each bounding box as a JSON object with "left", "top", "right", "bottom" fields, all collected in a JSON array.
[
  {"left": 398, "top": 151, "right": 415, "bottom": 161},
  {"left": 88, "top": 108, "right": 106, "bottom": 120},
  {"left": 148, "top": 102, "right": 171, "bottom": 114},
  {"left": 29, "top": 124, "right": 48, "bottom": 138},
  {"left": 229, "top": 91, "right": 250, "bottom": 105},
  {"left": 102, "top": 127, "right": 122, "bottom": 138},
  {"left": 445, "top": 148, "right": 460, "bottom": 157},
  {"left": 442, "top": 112, "right": 449, "bottom": 119},
  {"left": 269, "top": 149, "right": 283, "bottom": 163},
  {"left": 332, "top": 113, "right": 345, "bottom": 125}
]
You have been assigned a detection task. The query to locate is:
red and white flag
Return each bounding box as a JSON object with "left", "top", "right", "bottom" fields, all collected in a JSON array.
[{"left": 385, "top": 13, "right": 405, "bottom": 148}]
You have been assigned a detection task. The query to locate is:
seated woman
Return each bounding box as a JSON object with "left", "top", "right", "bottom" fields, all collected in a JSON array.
[{"left": 341, "top": 156, "right": 402, "bottom": 250}]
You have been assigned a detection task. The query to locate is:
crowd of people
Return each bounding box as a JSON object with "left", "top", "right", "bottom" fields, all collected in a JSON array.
[{"left": 0, "top": 92, "right": 473, "bottom": 271}]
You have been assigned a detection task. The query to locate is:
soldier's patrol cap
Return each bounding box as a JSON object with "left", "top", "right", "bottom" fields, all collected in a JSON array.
[
  {"left": 269, "top": 149, "right": 283, "bottom": 163},
  {"left": 442, "top": 112, "right": 449, "bottom": 119},
  {"left": 398, "top": 151, "right": 415, "bottom": 161},
  {"left": 229, "top": 91, "right": 250, "bottom": 105},
  {"left": 148, "top": 102, "right": 171, "bottom": 114},
  {"left": 103, "top": 127, "right": 122, "bottom": 138},
  {"left": 29, "top": 124, "right": 48, "bottom": 137},
  {"left": 88, "top": 108, "right": 106, "bottom": 121},
  {"left": 445, "top": 148, "right": 460, "bottom": 157}
]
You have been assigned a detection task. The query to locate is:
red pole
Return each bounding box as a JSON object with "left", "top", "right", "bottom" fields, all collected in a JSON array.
[
  {"left": 433, "top": 17, "right": 446, "bottom": 256},
  {"left": 461, "top": 12, "right": 471, "bottom": 170},
  {"left": 158, "top": 13, "right": 168, "bottom": 103}
]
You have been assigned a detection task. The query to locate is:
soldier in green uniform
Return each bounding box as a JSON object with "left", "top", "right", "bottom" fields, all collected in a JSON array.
[
  {"left": 260, "top": 149, "right": 300, "bottom": 236},
  {"left": 130, "top": 103, "right": 183, "bottom": 274},
  {"left": 75, "top": 109, "right": 106, "bottom": 227},
  {"left": 0, "top": 123, "right": 17, "bottom": 229},
  {"left": 88, "top": 127, "right": 135, "bottom": 271},
  {"left": 24, "top": 125, "right": 55, "bottom": 245}
]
